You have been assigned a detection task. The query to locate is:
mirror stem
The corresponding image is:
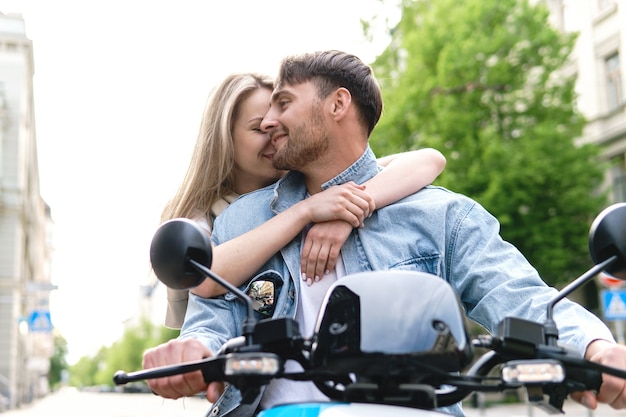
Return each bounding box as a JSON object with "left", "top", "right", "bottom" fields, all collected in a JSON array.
[
  {"left": 543, "top": 255, "right": 618, "bottom": 346},
  {"left": 189, "top": 259, "right": 257, "bottom": 345}
]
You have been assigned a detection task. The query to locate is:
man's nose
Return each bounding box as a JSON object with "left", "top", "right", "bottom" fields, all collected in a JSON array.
[{"left": 261, "top": 110, "right": 278, "bottom": 133}]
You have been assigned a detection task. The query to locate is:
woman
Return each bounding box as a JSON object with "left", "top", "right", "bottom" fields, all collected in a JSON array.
[{"left": 162, "top": 73, "right": 446, "bottom": 328}]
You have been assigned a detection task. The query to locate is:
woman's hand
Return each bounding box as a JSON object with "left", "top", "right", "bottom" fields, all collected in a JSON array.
[
  {"left": 193, "top": 182, "right": 374, "bottom": 298},
  {"left": 298, "top": 182, "right": 373, "bottom": 284},
  {"left": 305, "top": 181, "right": 374, "bottom": 227},
  {"left": 300, "top": 220, "right": 353, "bottom": 285}
]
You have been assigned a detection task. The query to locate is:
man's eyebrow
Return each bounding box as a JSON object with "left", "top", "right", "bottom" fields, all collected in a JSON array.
[
  {"left": 270, "top": 89, "right": 285, "bottom": 102},
  {"left": 272, "top": 84, "right": 297, "bottom": 101}
]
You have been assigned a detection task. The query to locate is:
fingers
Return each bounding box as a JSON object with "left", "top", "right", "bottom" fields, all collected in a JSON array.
[
  {"left": 332, "top": 204, "right": 362, "bottom": 228},
  {"left": 597, "top": 373, "right": 626, "bottom": 408},
  {"left": 206, "top": 381, "right": 226, "bottom": 403},
  {"left": 308, "top": 182, "right": 374, "bottom": 227},
  {"left": 323, "top": 245, "right": 340, "bottom": 277},
  {"left": 300, "top": 221, "right": 352, "bottom": 283},
  {"left": 571, "top": 391, "right": 598, "bottom": 410},
  {"left": 301, "top": 230, "right": 326, "bottom": 285},
  {"left": 300, "top": 230, "right": 316, "bottom": 286},
  {"left": 340, "top": 182, "right": 374, "bottom": 224},
  {"left": 581, "top": 341, "right": 626, "bottom": 409},
  {"left": 143, "top": 339, "right": 212, "bottom": 399},
  {"left": 301, "top": 240, "right": 333, "bottom": 285},
  {"left": 349, "top": 181, "right": 376, "bottom": 216}
]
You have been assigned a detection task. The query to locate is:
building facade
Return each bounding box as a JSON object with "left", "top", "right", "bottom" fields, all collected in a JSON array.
[
  {"left": 0, "top": 12, "right": 54, "bottom": 410},
  {"left": 546, "top": 0, "right": 626, "bottom": 201}
]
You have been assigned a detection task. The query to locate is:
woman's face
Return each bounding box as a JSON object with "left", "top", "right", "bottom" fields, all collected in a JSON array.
[{"left": 232, "top": 88, "right": 286, "bottom": 194}]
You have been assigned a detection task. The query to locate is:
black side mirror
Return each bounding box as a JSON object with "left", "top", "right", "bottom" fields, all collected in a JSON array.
[
  {"left": 589, "top": 202, "right": 626, "bottom": 280},
  {"left": 149, "top": 218, "right": 213, "bottom": 290}
]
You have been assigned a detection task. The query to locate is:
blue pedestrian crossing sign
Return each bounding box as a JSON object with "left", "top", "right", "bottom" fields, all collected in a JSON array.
[
  {"left": 601, "top": 290, "right": 626, "bottom": 321},
  {"left": 28, "top": 309, "right": 53, "bottom": 332}
]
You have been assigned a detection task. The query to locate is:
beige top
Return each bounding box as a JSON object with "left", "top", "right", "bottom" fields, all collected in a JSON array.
[{"left": 163, "top": 193, "right": 238, "bottom": 329}]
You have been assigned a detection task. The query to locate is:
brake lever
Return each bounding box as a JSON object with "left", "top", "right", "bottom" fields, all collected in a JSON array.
[
  {"left": 527, "top": 362, "right": 601, "bottom": 415},
  {"left": 114, "top": 356, "right": 225, "bottom": 385},
  {"left": 524, "top": 345, "right": 626, "bottom": 414},
  {"left": 475, "top": 335, "right": 611, "bottom": 414}
]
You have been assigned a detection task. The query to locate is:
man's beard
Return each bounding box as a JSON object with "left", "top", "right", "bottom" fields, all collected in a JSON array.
[{"left": 273, "top": 105, "right": 329, "bottom": 171}]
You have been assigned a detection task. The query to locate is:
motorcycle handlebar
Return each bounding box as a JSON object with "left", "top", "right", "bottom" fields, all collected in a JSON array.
[{"left": 113, "top": 356, "right": 224, "bottom": 385}]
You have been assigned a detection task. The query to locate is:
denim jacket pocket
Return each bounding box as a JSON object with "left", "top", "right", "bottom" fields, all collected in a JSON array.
[
  {"left": 205, "top": 383, "right": 240, "bottom": 417},
  {"left": 388, "top": 254, "right": 441, "bottom": 277}
]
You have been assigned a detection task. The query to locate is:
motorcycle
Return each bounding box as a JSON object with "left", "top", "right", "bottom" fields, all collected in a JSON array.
[{"left": 114, "top": 203, "right": 626, "bottom": 416}]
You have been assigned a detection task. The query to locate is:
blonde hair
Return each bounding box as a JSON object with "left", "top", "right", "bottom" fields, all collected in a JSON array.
[{"left": 161, "top": 73, "right": 275, "bottom": 223}]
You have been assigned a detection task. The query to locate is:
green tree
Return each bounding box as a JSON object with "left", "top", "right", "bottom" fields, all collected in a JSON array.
[
  {"left": 68, "top": 319, "right": 179, "bottom": 388},
  {"left": 48, "top": 330, "right": 68, "bottom": 390},
  {"left": 95, "top": 319, "right": 179, "bottom": 386},
  {"left": 369, "top": 0, "right": 609, "bottom": 294},
  {"left": 69, "top": 347, "right": 108, "bottom": 388}
]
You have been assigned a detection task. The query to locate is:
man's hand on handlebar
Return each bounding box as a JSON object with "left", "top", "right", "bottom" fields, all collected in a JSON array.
[
  {"left": 572, "top": 339, "right": 626, "bottom": 410},
  {"left": 142, "top": 338, "right": 225, "bottom": 403}
]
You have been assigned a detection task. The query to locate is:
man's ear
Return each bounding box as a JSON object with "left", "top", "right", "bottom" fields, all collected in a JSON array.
[{"left": 330, "top": 87, "right": 352, "bottom": 121}]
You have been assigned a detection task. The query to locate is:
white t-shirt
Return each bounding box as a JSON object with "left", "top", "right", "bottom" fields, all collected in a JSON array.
[{"left": 260, "top": 231, "right": 346, "bottom": 409}]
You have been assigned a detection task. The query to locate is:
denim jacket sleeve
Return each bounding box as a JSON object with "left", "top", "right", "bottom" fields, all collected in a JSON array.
[
  {"left": 446, "top": 197, "right": 614, "bottom": 356},
  {"left": 178, "top": 293, "right": 242, "bottom": 354}
]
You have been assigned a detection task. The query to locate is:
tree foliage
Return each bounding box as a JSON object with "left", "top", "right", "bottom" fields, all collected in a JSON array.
[
  {"left": 69, "top": 347, "right": 107, "bottom": 388},
  {"left": 68, "top": 319, "right": 179, "bottom": 388},
  {"left": 368, "top": 0, "right": 609, "bottom": 291},
  {"left": 48, "top": 330, "right": 68, "bottom": 390}
]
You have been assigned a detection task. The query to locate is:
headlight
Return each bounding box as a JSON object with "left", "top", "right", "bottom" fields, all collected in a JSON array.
[
  {"left": 501, "top": 360, "right": 565, "bottom": 384},
  {"left": 224, "top": 353, "right": 282, "bottom": 376}
]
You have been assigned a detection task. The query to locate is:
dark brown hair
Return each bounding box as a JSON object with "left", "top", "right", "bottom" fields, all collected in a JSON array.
[{"left": 276, "top": 50, "right": 383, "bottom": 136}]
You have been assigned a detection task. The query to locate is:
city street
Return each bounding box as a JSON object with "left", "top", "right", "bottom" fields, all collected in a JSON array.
[
  {"left": 0, "top": 388, "right": 209, "bottom": 417},
  {"left": 464, "top": 401, "right": 626, "bottom": 417},
  {"left": 2, "top": 387, "right": 626, "bottom": 417}
]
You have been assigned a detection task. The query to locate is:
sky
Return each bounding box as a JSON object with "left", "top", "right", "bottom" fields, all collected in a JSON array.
[{"left": 0, "top": 0, "right": 399, "bottom": 364}]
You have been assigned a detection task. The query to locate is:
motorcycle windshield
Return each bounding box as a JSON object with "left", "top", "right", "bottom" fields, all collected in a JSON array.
[{"left": 311, "top": 271, "right": 472, "bottom": 372}]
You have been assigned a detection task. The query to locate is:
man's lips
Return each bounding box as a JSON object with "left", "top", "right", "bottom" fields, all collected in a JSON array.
[{"left": 270, "top": 131, "right": 288, "bottom": 143}]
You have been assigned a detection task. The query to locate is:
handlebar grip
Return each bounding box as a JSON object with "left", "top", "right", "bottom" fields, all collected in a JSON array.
[
  {"left": 566, "top": 366, "right": 602, "bottom": 393},
  {"left": 201, "top": 361, "right": 226, "bottom": 383}
]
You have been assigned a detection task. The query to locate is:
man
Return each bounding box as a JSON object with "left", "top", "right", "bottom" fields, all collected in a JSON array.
[{"left": 144, "top": 50, "right": 626, "bottom": 416}]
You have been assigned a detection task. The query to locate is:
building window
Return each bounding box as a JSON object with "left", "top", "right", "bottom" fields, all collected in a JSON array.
[
  {"left": 613, "top": 174, "right": 626, "bottom": 202},
  {"left": 611, "top": 157, "right": 626, "bottom": 203},
  {"left": 606, "top": 53, "right": 623, "bottom": 111}
]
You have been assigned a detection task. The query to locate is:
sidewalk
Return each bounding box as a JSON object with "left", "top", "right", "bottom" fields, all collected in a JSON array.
[{"left": 4, "top": 388, "right": 625, "bottom": 417}]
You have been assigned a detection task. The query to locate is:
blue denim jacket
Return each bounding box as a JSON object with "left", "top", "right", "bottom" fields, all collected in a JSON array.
[{"left": 181, "top": 146, "right": 614, "bottom": 417}]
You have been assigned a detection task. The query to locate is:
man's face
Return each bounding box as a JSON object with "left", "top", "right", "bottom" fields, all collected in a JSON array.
[{"left": 262, "top": 81, "right": 330, "bottom": 171}]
